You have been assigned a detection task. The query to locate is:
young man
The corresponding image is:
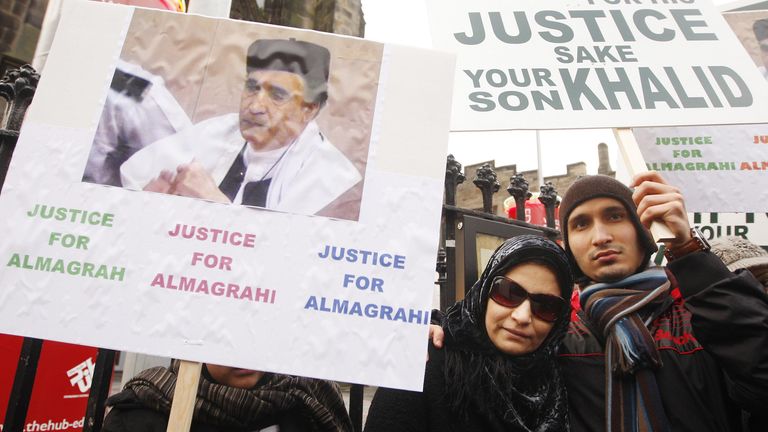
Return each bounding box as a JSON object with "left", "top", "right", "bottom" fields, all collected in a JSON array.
[{"left": 557, "top": 172, "right": 768, "bottom": 432}]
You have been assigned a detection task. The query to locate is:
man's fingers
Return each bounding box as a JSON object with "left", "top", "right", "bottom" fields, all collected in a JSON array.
[
  {"left": 630, "top": 170, "right": 668, "bottom": 188},
  {"left": 631, "top": 172, "right": 692, "bottom": 244},
  {"left": 632, "top": 180, "right": 681, "bottom": 207},
  {"left": 637, "top": 199, "right": 682, "bottom": 228},
  {"left": 635, "top": 192, "right": 686, "bottom": 223},
  {"left": 159, "top": 170, "right": 175, "bottom": 183},
  {"left": 176, "top": 159, "right": 200, "bottom": 174},
  {"left": 637, "top": 199, "right": 691, "bottom": 245},
  {"left": 143, "top": 176, "right": 173, "bottom": 193}
]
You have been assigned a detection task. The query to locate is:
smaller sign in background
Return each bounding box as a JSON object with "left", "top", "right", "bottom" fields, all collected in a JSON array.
[
  {"left": 634, "top": 10, "right": 768, "bottom": 213},
  {"left": 690, "top": 212, "right": 768, "bottom": 248}
]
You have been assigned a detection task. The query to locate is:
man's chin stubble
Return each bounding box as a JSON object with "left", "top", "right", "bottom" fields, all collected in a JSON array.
[{"left": 591, "top": 264, "right": 634, "bottom": 283}]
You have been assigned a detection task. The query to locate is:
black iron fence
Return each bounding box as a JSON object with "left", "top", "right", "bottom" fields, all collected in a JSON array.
[{"left": 437, "top": 154, "right": 561, "bottom": 311}]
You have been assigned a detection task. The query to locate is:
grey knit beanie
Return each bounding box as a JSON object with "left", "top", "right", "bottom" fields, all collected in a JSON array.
[
  {"left": 711, "top": 236, "right": 768, "bottom": 289},
  {"left": 710, "top": 236, "right": 768, "bottom": 272}
]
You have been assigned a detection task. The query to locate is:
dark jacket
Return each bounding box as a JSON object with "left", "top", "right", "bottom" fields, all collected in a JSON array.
[
  {"left": 364, "top": 345, "right": 513, "bottom": 432},
  {"left": 559, "top": 251, "right": 768, "bottom": 432},
  {"left": 103, "top": 388, "right": 311, "bottom": 432}
]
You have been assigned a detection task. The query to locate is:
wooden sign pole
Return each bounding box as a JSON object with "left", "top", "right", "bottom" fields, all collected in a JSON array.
[
  {"left": 613, "top": 127, "right": 676, "bottom": 243},
  {"left": 162, "top": 3, "right": 228, "bottom": 431},
  {"left": 166, "top": 360, "right": 203, "bottom": 432}
]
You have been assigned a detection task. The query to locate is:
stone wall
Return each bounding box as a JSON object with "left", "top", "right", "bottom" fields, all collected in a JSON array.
[
  {"left": 0, "top": 0, "right": 47, "bottom": 66},
  {"left": 0, "top": 0, "right": 31, "bottom": 54},
  {"left": 332, "top": 0, "right": 364, "bottom": 37},
  {"left": 455, "top": 144, "right": 615, "bottom": 217},
  {"left": 230, "top": 0, "right": 364, "bottom": 37}
]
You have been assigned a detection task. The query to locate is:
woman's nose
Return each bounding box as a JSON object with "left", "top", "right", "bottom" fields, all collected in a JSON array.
[{"left": 510, "top": 299, "right": 533, "bottom": 324}]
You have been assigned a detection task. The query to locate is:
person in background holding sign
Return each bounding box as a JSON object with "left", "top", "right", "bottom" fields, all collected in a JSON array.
[
  {"left": 102, "top": 360, "right": 353, "bottom": 431},
  {"left": 711, "top": 236, "right": 768, "bottom": 290},
  {"left": 119, "top": 39, "right": 361, "bottom": 216},
  {"left": 711, "top": 236, "right": 768, "bottom": 431},
  {"left": 365, "top": 235, "right": 573, "bottom": 432},
  {"left": 430, "top": 172, "right": 768, "bottom": 431}
]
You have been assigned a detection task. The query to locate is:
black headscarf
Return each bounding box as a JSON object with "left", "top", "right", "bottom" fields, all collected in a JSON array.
[{"left": 442, "top": 234, "right": 573, "bottom": 431}]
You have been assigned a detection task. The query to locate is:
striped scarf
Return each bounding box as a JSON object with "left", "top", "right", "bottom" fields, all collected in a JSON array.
[
  {"left": 580, "top": 267, "right": 672, "bottom": 432},
  {"left": 117, "top": 361, "right": 353, "bottom": 431}
]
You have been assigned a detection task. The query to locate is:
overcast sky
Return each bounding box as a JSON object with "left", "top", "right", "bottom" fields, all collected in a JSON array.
[{"left": 360, "top": 0, "right": 744, "bottom": 182}]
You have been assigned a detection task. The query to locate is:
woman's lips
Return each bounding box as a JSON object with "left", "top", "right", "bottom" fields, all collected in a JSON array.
[{"left": 503, "top": 327, "right": 531, "bottom": 340}]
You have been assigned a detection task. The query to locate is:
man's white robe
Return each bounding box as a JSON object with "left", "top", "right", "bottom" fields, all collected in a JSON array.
[{"left": 121, "top": 113, "right": 362, "bottom": 215}]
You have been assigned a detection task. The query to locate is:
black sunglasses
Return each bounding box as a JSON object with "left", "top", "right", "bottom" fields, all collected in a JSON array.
[{"left": 489, "top": 276, "right": 565, "bottom": 323}]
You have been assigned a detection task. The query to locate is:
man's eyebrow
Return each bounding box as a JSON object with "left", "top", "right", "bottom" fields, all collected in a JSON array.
[
  {"left": 568, "top": 213, "right": 589, "bottom": 226},
  {"left": 603, "top": 205, "right": 627, "bottom": 211},
  {"left": 602, "top": 205, "right": 627, "bottom": 214},
  {"left": 246, "top": 77, "right": 289, "bottom": 92}
]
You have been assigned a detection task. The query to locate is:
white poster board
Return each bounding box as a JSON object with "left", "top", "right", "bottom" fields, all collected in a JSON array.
[
  {"left": 690, "top": 212, "right": 768, "bottom": 248},
  {"left": 427, "top": 0, "right": 768, "bottom": 130},
  {"left": 0, "top": 1, "right": 456, "bottom": 391},
  {"left": 632, "top": 125, "right": 768, "bottom": 212},
  {"left": 633, "top": 10, "right": 768, "bottom": 213}
]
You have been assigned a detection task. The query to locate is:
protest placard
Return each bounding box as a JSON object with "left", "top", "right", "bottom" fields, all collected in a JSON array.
[
  {"left": 633, "top": 124, "right": 768, "bottom": 212},
  {"left": 0, "top": 1, "right": 456, "bottom": 391},
  {"left": 633, "top": 10, "right": 768, "bottom": 213},
  {"left": 690, "top": 212, "right": 768, "bottom": 247},
  {"left": 426, "top": 0, "right": 768, "bottom": 130}
]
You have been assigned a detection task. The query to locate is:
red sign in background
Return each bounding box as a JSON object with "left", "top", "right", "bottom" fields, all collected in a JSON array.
[
  {"left": 96, "top": 0, "right": 184, "bottom": 11},
  {"left": 0, "top": 335, "right": 103, "bottom": 432},
  {"left": 506, "top": 196, "right": 560, "bottom": 230}
]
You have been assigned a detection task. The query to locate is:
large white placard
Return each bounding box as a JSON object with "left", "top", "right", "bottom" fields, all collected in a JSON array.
[
  {"left": 0, "top": 1, "right": 456, "bottom": 391},
  {"left": 427, "top": 0, "right": 768, "bottom": 130},
  {"left": 632, "top": 124, "right": 768, "bottom": 212},
  {"left": 632, "top": 10, "right": 768, "bottom": 213}
]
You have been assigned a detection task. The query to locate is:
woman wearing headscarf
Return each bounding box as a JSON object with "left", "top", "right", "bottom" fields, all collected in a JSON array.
[
  {"left": 102, "top": 361, "right": 353, "bottom": 432},
  {"left": 364, "top": 235, "right": 573, "bottom": 432}
]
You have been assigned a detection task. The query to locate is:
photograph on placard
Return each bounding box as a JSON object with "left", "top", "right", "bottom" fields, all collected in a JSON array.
[{"left": 82, "top": 9, "right": 381, "bottom": 221}]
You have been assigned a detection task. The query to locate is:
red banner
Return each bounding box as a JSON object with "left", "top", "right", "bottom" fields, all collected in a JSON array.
[
  {"left": 506, "top": 196, "right": 560, "bottom": 230},
  {"left": 0, "top": 335, "right": 104, "bottom": 432},
  {"left": 97, "top": 0, "right": 184, "bottom": 12}
]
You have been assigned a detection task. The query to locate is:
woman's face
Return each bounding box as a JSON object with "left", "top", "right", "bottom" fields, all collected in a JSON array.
[
  {"left": 205, "top": 364, "right": 264, "bottom": 389},
  {"left": 484, "top": 262, "right": 561, "bottom": 356}
]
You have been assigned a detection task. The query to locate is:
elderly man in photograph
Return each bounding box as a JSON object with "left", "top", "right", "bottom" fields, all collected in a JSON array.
[{"left": 120, "top": 39, "right": 361, "bottom": 216}]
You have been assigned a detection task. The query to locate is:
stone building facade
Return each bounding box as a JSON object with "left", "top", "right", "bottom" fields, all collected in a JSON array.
[
  {"left": 455, "top": 143, "right": 615, "bottom": 216},
  {"left": 0, "top": 0, "right": 363, "bottom": 72},
  {"left": 1, "top": 0, "right": 47, "bottom": 68},
  {"left": 230, "top": 0, "right": 365, "bottom": 37}
]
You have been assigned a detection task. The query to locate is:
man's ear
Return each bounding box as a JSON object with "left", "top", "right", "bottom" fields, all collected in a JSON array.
[{"left": 302, "top": 103, "right": 320, "bottom": 121}]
